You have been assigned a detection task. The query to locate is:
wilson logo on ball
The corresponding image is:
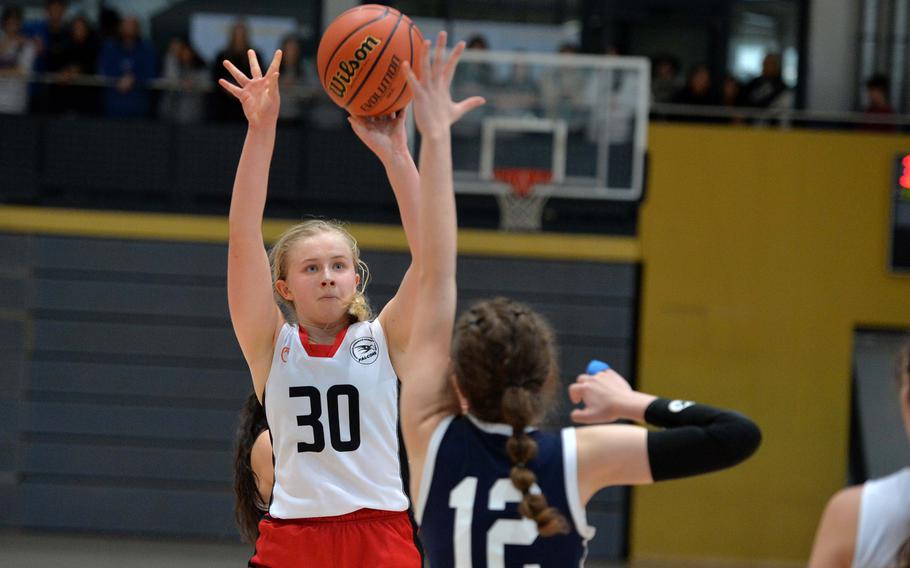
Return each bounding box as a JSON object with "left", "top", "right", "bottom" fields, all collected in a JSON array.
[
  {"left": 317, "top": 4, "right": 424, "bottom": 116},
  {"left": 329, "top": 35, "right": 381, "bottom": 99},
  {"left": 359, "top": 55, "right": 402, "bottom": 114}
]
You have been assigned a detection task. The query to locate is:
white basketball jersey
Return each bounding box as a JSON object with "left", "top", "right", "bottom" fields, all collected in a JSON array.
[
  {"left": 264, "top": 319, "right": 409, "bottom": 519},
  {"left": 853, "top": 467, "right": 910, "bottom": 568}
]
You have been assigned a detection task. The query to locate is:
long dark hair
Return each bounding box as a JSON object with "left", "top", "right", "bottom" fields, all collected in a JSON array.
[
  {"left": 898, "top": 536, "right": 910, "bottom": 568},
  {"left": 233, "top": 392, "right": 269, "bottom": 543},
  {"left": 451, "top": 297, "right": 569, "bottom": 537}
]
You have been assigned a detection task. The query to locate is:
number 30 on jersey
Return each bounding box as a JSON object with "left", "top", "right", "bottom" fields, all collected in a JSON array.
[{"left": 289, "top": 385, "right": 361, "bottom": 452}]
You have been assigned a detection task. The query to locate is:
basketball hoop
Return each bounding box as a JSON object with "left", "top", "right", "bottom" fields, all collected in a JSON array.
[{"left": 493, "top": 168, "right": 552, "bottom": 231}]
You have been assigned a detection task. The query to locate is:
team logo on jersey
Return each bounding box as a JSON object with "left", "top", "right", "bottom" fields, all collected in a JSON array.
[
  {"left": 350, "top": 337, "right": 379, "bottom": 365},
  {"left": 281, "top": 346, "right": 290, "bottom": 363}
]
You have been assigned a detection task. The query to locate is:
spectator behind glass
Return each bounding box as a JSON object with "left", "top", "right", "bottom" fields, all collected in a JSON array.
[
  {"left": 540, "top": 43, "right": 592, "bottom": 130},
  {"left": 24, "top": 0, "right": 69, "bottom": 113},
  {"left": 158, "top": 36, "right": 207, "bottom": 124},
  {"left": 865, "top": 74, "right": 894, "bottom": 114},
  {"left": 739, "top": 53, "right": 789, "bottom": 108},
  {"left": 862, "top": 74, "right": 897, "bottom": 132},
  {"left": 99, "top": 16, "right": 155, "bottom": 118},
  {"left": 55, "top": 14, "right": 99, "bottom": 115},
  {"left": 277, "top": 34, "right": 313, "bottom": 123},
  {"left": 671, "top": 65, "right": 714, "bottom": 106},
  {"left": 453, "top": 34, "right": 494, "bottom": 92},
  {"left": 720, "top": 74, "right": 743, "bottom": 124},
  {"left": 651, "top": 53, "right": 681, "bottom": 104},
  {"left": 449, "top": 34, "right": 494, "bottom": 133},
  {"left": 0, "top": 5, "right": 37, "bottom": 115},
  {"left": 211, "top": 20, "right": 260, "bottom": 122}
]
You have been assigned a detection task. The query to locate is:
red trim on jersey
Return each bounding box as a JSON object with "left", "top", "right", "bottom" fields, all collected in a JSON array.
[
  {"left": 298, "top": 325, "right": 348, "bottom": 358},
  {"left": 249, "top": 509, "right": 421, "bottom": 567}
]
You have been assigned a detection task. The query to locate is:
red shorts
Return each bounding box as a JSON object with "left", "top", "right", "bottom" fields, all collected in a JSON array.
[{"left": 249, "top": 508, "right": 421, "bottom": 568}]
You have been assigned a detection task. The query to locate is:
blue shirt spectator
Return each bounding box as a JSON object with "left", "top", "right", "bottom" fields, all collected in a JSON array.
[{"left": 99, "top": 16, "right": 155, "bottom": 118}]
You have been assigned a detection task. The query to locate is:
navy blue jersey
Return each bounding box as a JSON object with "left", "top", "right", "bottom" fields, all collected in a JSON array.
[{"left": 415, "top": 415, "right": 595, "bottom": 568}]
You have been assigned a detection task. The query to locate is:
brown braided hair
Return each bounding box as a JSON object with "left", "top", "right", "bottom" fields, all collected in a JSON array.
[
  {"left": 899, "top": 536, "right": 910, "bottom": 568},
  {"left": 452, "top": 297, "right": 569, "bottom": 537},
  {"left": 233, "top": 393, "right": 269, "bottom": 544}
]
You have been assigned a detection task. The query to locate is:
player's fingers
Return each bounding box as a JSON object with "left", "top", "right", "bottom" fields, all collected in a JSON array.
[
  {"left": 452, "top": 96, "right": 485, "bottom": 121},
  {"left": 218, "top": 78, "right": 243, "bottom": 98},
  {"left": 433, "top": 31, "right": 447, "bottom": 80},
  {"left": 419, "top": 40, "right": 432, "bottom": 83},
  {"left": 403, "top": 61, "right": 423, "bottom": 97},
  {"left": 266, "top": 49, "right": 283, "bottom": 77},
  {"left": 347, "top": 115, "right": 372, "bottom": 135},
  {"left": 568, "top": 382, "right": 587, "bottom": 404},
  {"left": 248, "top": 49, "right": 263, "bottom": 79},
  {"left": 443, "top": 41, "right": 465, "bottom": 85},
  {"left": 390, "top": 108, "right": 408, "bottom": 127},
  {"left": 570, "top": 408, "right": 598, "bottom": 424},
  {"left": 222, "top": 60, "right": 249, "bottom": 86}
]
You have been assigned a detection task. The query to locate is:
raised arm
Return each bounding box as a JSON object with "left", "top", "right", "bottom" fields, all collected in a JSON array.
[
  {"left": 569, "top": 369, "right": 762, "bottom": 504},
  {"left": 396, "top": 34, "right": 484, "bottom": 465},
  {"left": 348, "top": 112, "right": 422, "bottom": 362},
  {"left": 220, "top": 49, "right": 284, "bottom": 400}
]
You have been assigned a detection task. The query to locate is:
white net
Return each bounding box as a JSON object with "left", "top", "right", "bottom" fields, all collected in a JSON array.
[{"left": 495, "top": 189, "right": 551, "bottom": 231}]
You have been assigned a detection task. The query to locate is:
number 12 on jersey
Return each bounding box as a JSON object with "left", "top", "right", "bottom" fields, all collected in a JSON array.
[{"left": 449, "top": 477, "right": 542, "bottom": 568}]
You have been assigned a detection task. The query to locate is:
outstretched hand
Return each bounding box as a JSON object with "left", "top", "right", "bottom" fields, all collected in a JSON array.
[
  {"left": 404, "top": 32, "right": 485, "bottom": 138},
  {"left": 219, "top": 49, "right": 282, "bottom": 128},
  {"left": 348, "top": 111, "right": 409, "bottom": 163},
  {"left": 568, "top": 369, "right": 639, "bottom": 424}
]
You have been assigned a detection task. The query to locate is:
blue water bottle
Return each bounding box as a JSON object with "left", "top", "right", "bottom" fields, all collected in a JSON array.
[{"left": 586, "top": 359, "right": 610, "bottom": 375}]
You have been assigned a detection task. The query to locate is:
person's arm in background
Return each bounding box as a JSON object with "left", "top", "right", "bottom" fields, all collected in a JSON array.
[
  {"left": 570, "top": 369, "right": 762, "bottom": 503},
  {"left": 807, "top": 487, "right": 860, "bottom": 568}
]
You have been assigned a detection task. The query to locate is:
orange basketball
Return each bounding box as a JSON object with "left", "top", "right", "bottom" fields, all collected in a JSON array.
[{"left": 317, "top": 4, "right": 424, "bottom": 117}]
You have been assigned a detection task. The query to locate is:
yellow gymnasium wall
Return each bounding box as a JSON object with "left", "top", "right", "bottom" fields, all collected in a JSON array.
[{"left": 632, "top": 123, "right": 910, "bottom": 562}]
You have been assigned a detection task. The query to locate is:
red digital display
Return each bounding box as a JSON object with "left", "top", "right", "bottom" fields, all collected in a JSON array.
[{"left": 902, "top": 155, "right": 910, "bottom": 189}]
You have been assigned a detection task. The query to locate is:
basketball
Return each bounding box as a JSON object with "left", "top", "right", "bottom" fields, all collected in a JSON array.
[{"left": 317, "top": 4, "right": 425, "bottom": 117}]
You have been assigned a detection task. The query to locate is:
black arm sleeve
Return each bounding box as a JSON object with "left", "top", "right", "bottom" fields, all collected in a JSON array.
[{"left": 644, "top": 398, "right": 762, "bottom": 482}]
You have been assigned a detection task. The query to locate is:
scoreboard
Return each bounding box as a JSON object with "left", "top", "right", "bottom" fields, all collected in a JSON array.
[{"left": 892, "top": 153, "right": 910, "bottom": 272}]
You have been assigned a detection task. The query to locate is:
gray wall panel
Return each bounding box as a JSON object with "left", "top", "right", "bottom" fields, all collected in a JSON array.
[
  {"left": 0, "top": 277, "right": 28, "bottom": 310},
  {"left": 0, "top": 401, "right": 15, "bottom": 433},
  {"left": 34, "top": 237, "right": 227, "bottom": 277},
  {"left": 32, "top": 321, "right": 240, "bottom": 361},
  {"left": 20, "top": 402, "right": 237, "bottom": 442},
  {"left": 0, "top": 358, "right": 24, "bottom": 397},
  {"left": 29, "top": 362, "right": 250, "bottom": 401},
  {"left": 585, "top": 511, "right": 626, "bottom": 558},
  {"left": 33, "top": 279, "right": 228, "bottom": 319},
  {"left": 22, "top": 443, "right": 231, "bottom": 483},
  {"left": 0, "top": 320, "right": 26, "bottom": 355},
  {"left": 558, "top": 346, "right": 632, "bottom": 382},
  {"left": 0, "top": 438, "right": 16, "bottom": 470},
  {"left": 19, "top": 484, "right": 235, "bottom": 537},
  {"left": 0, "top": 235, "right": 29, "bottom": 269},
  {"left": 458, "top": 256, "right": 637, "bottom": 298}
]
